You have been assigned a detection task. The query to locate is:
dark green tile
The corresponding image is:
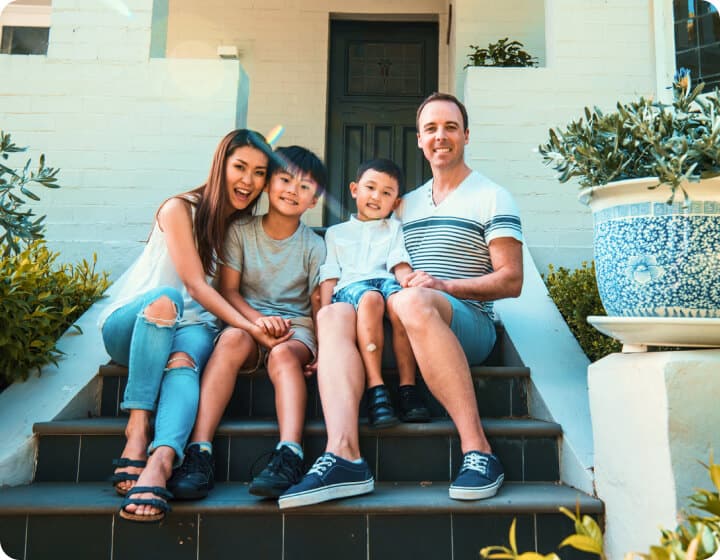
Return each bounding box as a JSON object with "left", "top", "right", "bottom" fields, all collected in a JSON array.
[
  {"left": 475, "top": 377, "right": 511, "bottom": 417},
  {"left": 27, "top": 515, "right": 111, "bottom": 560},
  {"left": 35, "top": 436, "right": 79, "bottom": 482},
  {"left": 114, "top": 513, "right": 197, "bottom": 560},
  {"left": 0, "top": 515, "right": 26, "bottom": 560},
  {"left": 223, "top": 376, "right": 252, "bottom": 418},
  {"left": 510, "top": 376, "right": 528, "bottom": 417},
  {"left": 536, "top": 514, "right": 601, "bottom": 560},
  {"left": 250, "top": 375, "right": 277, "bottom": 418},
  {"left": 369, "top": 514, "right": 450, "bottom": 560},
  {"left": 453, "top": 514, "right": 533, "bottom": 560},
  {"left": 211, "top": 435, "right": 230, "bottom": 482},
  {"left": 199, "top": 514, "right": 281, "bottom": 559},
  {"left": 524, "top": 438, "right": 559, "bottom": 482},
  {"left": 100, "top": 375, "right": 120, "bottom": 416},
  {"left": 285, "top": 514, "right": 366, "bottom": 560},
  {"left": 229, "top": 435, "right": 277, "bottom": 482},
  {"left": 78, "top": 435, "right": 126, "bottom": 482},
  {"left": 378, "top": 436, "right": 449, "bottom": 481},
  {"left": 451, "top": 437, "right": 523, "bottom": 482},
  {"left": 305, "top": 375, "right": 320, "bottom": 419}
]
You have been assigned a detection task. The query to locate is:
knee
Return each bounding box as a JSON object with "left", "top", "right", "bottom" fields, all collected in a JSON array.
[
  {"left": 357, "top": 291, "right": 384, "bottom": 319},
  {"left": 266, "top": 343, "right": 296, "bottom": 371},
  {"left": 390, "top": 288, "right": 437, "bottom": 328},
  {"left": 144, "top": 294, "right": 179, "bottom": 325},
  {"left": 317, "top": 302, "right": 355, "bottom": 330},
  {"left": 166, "top": 352, "right": 197, "bottom": 372},
  {"left": 217, "top": 328, "right": 255, "bottom": 355}
]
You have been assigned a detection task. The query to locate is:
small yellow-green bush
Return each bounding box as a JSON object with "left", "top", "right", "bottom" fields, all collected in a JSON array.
[
  {"left": 544, "top": 262, "right": 621, "bottom": 362},
  {"left": 0, "top": 239, "right": 110, "bottom": 387}
]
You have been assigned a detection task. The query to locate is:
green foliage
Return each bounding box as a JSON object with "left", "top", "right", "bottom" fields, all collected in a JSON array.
[
  {"left": 481, "top": 518, "right": 560, "bottom": 560},
  {"left": 544, "top": 262, "right": 621, "bottom": 362},
  {"left": 464, "top": 37, "right": 537, "bottom": 68},
  {"left": 538, "top": 68, "right": 720, "bottom": 202},
  {"left": 558, "top": 505, "right": 605, "bottom": 558},
  {"left": 0, "top": 130, "right": 61, "bottom": 256},
  {"left": 0, "top": 239, "right": 110, "bottom": 387}
]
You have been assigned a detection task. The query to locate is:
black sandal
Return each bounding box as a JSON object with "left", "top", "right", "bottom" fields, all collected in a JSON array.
[
  {"left": 110, "top": 458, "right": 147, "bottom": 496},
  {"left": 118, "top": 486, "right": 172, "bottom": 523}
]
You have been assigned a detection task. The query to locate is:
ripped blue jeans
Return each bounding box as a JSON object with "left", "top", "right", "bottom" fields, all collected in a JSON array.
[{"left": 101, "top": 286, "right": 217, "bottom": 464}]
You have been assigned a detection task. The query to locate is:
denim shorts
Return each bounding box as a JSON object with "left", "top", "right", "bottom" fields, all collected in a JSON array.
[{"left": 333, "top": 278, "right": 403, "bottom": 310}]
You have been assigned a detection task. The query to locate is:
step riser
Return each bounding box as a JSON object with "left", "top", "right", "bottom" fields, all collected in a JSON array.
[
  {"left": 0, "top": 512, "right": 599, "bottom": 560},
  {"left": 100, "top": 374, "right": 528, "bottom": 420},
  {"left": 35, "top": 433, "right": 559, "bottom": 484}
]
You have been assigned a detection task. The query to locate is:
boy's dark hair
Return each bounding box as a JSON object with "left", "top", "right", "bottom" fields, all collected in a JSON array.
[
  {"left": 356, "top": 158, "right": 404, "bottom": 191},
  {"left": 416, "top": 92, "right": 469, "bottom": 131},
  {"left": 274, "top": 145, "right": 327, "bottom": 196}
]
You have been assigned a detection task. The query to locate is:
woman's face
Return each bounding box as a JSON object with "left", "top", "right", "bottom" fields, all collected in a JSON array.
[{"left": 224, "top": 145, "right": 269, "bottom": 210}]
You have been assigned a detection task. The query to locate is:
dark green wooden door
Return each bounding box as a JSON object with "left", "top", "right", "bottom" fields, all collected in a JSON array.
[{"left": 324, "top": 20, "right": 438, "bottom": 225}]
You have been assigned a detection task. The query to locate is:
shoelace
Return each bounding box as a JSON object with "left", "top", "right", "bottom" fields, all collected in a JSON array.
[
  {"left": 307, "top": 453, "right": 336, "bottom": 476},
  {"left": 461, "top": 452, "right": 489, "bottom": 475},
  {"left": 267, "top": 448, "right": 302, "bottom": 478}
]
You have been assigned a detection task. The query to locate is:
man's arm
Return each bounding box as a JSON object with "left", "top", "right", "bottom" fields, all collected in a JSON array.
[{"left": 401, "top": 237, "right": 523, "bottom": 300}]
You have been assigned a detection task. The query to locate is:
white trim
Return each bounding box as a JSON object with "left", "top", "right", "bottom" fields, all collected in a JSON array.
[{"left": 653, "top": 0, "right": 676, "bottom": 102}]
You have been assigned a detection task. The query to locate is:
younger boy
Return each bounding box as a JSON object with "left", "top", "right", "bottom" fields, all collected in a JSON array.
[
  {"left": 319, "top": 159, "right": 429, "bottom": 428},
  {"left": 169, "top": 146, "right": 327, "bottom": 499}
]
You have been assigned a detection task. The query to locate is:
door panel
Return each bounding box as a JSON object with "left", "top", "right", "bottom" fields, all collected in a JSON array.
[{"left": 325, "top": 20, "right": 438, "bottom": 225}]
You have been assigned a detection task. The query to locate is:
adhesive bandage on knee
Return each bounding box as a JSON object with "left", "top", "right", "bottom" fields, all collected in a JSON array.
[{"left": 366, "top": 343, "right": 377, "bottom": 352}]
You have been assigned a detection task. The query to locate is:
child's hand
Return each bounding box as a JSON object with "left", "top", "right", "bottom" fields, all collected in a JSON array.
[
  {"left": 253, "top": 327, "right": 294, "bottom": 350},
  {"left": 303, "top": 359, "right": 318, "bottom": 377},
  {"left": 254, "top": 315, "right": 291, "bottom": 337}
]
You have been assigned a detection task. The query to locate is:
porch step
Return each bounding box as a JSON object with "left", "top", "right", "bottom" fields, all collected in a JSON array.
[
  {"left": 99, "top": 364, "right": 531, "bottom": 420},
  {"left": 33, "top": 417, "right": 561, "bottom": 484},
  {"left": 0, "top": 481, "right": 602, "bottom": 560}
]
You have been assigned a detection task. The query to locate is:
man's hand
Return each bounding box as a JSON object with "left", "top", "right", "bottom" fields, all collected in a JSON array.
[
  {"left": 254, "top": 315, "right": 291, "bottom": 338},
  {"left": 401, "top": 270, "right": 448, "bottom": 291}
]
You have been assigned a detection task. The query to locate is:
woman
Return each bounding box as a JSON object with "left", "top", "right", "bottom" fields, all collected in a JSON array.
[{"left": 99, "top": 129, "right": 280, "bottom": 522}]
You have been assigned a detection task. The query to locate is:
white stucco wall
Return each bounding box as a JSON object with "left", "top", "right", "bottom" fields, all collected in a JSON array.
[
  {"left": 0, "top": 0, "right": 248, "bottom": 277},
  {"left": 462, "top": 0, "right": 659, "bottom": 273}
]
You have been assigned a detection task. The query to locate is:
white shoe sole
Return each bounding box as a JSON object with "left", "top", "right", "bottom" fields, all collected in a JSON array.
[
  {"left": 278, "top": 478, "right": 374, "bottom": 509},
  {"left": 448, "top": 475, "right": 504, "bottom": 500}
]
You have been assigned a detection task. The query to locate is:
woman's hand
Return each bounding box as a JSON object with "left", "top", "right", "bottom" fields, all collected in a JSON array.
[
  {"left": 254, "top": 315, "right": 291, "bottom": 337},
  {"left": 250, "top": 324, "right": 293, "bottom": 349}
]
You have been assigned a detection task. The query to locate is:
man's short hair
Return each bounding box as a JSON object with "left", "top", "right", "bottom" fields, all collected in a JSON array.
[
  {"left": 416, "top": 92, "right": 469, "bottom": 132},
  {"left": 356, "top": 158, "right": 404, "bottom": 191},
  {"left": 274, "top": 145, "right": 327, "bottom": 196}
]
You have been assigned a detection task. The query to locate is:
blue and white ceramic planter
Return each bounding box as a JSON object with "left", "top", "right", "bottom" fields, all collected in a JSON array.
[{"left": 580, "top": 177, "right": 720, "bottom": 318}]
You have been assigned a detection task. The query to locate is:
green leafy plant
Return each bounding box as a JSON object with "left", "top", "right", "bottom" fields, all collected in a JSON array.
[
  {"left": 0, "top": 239, "right": 110, "bottom": 387},
  {"left": 538, "top": 68, "right": 720, "bottom": 202},
  {"left": 544, "top": 262, "right": 621, "bottom": 361},
  {"left": 464, "top": 37, "right": 537, "bottom": 68},
  {"left": 0, "top": 130, "right": 61, "bottom": 256}
]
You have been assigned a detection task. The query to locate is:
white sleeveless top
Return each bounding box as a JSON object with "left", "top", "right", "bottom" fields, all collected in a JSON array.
[{"left": 97, "top": 205, "right": 216, "bottom": 329}]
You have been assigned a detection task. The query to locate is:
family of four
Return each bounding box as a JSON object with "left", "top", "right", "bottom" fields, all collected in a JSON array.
[{"left": 99, "top": 92, "right": 524, "bottom": 522}]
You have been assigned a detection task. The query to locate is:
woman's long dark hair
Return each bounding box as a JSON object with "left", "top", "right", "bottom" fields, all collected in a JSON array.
[{"left": 180, "top": 129, "right": 274, "bottom": 276}]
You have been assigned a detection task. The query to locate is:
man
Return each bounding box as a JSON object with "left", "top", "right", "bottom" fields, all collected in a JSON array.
[{"left": 278, "top": 92, "right": 524, "bottom": 509}]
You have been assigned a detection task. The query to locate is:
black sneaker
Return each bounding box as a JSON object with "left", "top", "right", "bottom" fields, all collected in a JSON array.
[
  {"left": 167, "top": 445, "right": 215, "bottom": 500},
  {"left": 365, "top": 385, "right": 399, "bottom": 428},
  {"left": 398, "top": 385, "right": 431, "bottom": 423},
  {"left": 449, "top": 451, "right": 504, "bottom": 500},
  {"left": 278, "top": 452, "right": 374, "bottom": 509},
  {"left": 249, "top": 445, "right": 304, "bottom": 498}
]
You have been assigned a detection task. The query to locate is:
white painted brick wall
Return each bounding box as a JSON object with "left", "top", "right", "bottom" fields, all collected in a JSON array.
[
  {"left": 463, "top": 0, "right": 657, "bottom": 272},
  {"left": 0, "top": 0, "right": 245, "bottom": 278}
]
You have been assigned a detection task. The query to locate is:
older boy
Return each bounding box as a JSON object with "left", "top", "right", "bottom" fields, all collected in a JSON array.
[
  {"left": 319, "top": 159, "right": 429, "bottom": 427},
  {"left": 169, "top": 146, "right": 327, "bottom": 500}
]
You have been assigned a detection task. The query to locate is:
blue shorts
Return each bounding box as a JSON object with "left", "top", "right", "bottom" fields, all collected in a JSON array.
[{"left": 333, "top": 278, "right": 403, "bottom": 310}]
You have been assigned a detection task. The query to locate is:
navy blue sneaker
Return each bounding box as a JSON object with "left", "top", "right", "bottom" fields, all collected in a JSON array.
[
  {"left": 449, "top": 451, "right": 504, "bottom": 500},
  {"left": 278, "top": 452, "right": 374, "bottom": 509}
]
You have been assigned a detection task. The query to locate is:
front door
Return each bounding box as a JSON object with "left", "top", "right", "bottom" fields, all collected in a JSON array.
[{"left": 324, "top": 20, "right": 438, "bottom": 225}]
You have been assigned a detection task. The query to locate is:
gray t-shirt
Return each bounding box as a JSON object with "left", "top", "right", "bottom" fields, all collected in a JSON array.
[{"left": 223, "top": 215, "right": 326, "bottom": 318}]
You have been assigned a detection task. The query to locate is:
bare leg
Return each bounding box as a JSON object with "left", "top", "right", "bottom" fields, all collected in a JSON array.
[
  {"left": 388, "top": 288, "right": 491, "bottom": 454},
  {"left": 356, "top": 291, "right": 386, "bottom": 388},
  {"left": 190, "top": 328, "right": 258, "bottom": 443},
  {"left": 387, "top": 293, "right": 417, "bottom": 386},
  {"left": 266, "top": 340, "right": 311, "bottom": 444},
  {"left": 317, "top": 303, "right": 365, "bottom": 460}
]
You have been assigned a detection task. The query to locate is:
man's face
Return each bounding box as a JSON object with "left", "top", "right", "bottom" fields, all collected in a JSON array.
[{"left": 416, "top": 100, "right": 469, "bottom": 170}]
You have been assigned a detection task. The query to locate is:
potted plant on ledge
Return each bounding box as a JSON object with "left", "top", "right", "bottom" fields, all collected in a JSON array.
[{"left": 538, "top": 70, "right": 720, "bottom": 343}]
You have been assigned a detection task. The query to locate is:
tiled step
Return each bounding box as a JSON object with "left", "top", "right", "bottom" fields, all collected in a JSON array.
[
  {"left": 33, "top": 417, "right": 560, "bottom": 484},
  {"left": 99, "top": 364, "right": 530, "bottom": 420},
  {"left": 0, "top": 481, "right": 602, "bottom": 560}
]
